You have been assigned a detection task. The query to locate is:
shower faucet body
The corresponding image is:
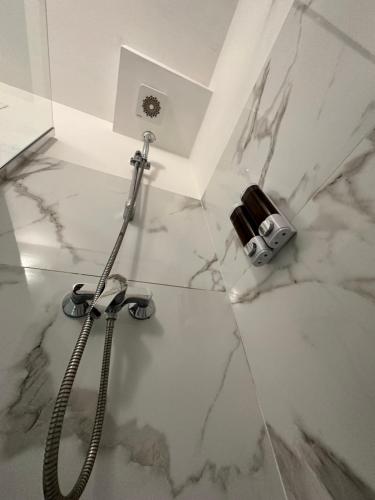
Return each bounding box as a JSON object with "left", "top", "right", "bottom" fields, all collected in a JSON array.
[{"left": 62, "top": 274, "right": 155, "bottom": 320}]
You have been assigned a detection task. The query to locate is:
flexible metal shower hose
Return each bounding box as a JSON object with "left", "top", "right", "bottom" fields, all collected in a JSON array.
[{"left": 43, "top": 199, "right": 135, "bottom": 499}]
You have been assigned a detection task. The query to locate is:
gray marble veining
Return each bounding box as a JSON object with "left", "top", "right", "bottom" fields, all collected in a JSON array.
[
  {"left": 0, "top": 265, "right": 286, "bottom": 499},
  {"left": 202, "top": 1, "right": 375, "bottom": 498},
  {"left": 198, "top": 328, "right": 241, "bottom": 446},
  {"left": 269, "top": 425, "right": 375, "bottom": 500},
  {"left": 0, "top": 155, "right": 224, "bottom": 291},
  {"left": 204, "top": 0, "right": 375, "bottom": 292},
  {"left": 297, "top": 0, "right": 375, "bottom": 62}
]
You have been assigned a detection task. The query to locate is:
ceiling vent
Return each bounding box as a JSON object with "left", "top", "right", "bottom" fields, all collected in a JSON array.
[
  {"left": 136, "top": 84, "right": 166, "bottom": 124},
  {"left": 113, "top": 45, "right": 212, "bottom": 157}
]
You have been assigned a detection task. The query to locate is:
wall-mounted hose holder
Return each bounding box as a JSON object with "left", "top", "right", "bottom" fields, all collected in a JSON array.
[{"left": 230, "top": 185, "right": 297, "bottom": 267}]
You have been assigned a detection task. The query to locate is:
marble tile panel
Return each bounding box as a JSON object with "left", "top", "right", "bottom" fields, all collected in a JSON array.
[
  {"left": 0, "top": 156, "right": 224, "bottom": 291},
  {"left": 300, "top": 0, "right": 375, "bottom": 57},
  {"left": 291, "top": 129, "right": 375, "bottom": 331},
  {"left": 202, "top": 1, "right": 375, "bottom": 497},
  {"left": 203, "top": 0, "right": 375, "bottom": 290},
  {"left": 0, "top": 264, "right": 285, "bottom": 499},
  {"left": 225, "top": 130, "right": 375, "bottom": 498},
  {"left": 232, "top": 279, "right": 375, "bottom": 498}
]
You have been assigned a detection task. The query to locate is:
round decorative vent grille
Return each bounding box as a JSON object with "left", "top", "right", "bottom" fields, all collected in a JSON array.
[{"left": 142, "top": 95, "right": 161, "bottom": 118}]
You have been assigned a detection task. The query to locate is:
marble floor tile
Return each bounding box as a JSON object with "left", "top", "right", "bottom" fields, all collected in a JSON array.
[
  {"left": 0, "top": 156, "right": 224, "bottom": 291},
  {"left": 0, "top": 264, "right": 285, "bottom": 499}
]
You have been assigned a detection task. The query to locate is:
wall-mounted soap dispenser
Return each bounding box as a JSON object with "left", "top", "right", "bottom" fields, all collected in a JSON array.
[
  {"left": 241, "top": 185, "right": 296, "bottom": 249},
  {"left": 230, "top": 185, "right": 296, "bottom": 267},
  {"left": 230, "top": 204, "right": 273, "bottom": 266}
]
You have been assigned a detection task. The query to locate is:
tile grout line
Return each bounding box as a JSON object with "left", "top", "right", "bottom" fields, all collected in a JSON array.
[
  {"left": 295, "top": 0, "right": 375, "bottom": 66},
  {"left": 290, "top": 128, "right": 374, "bottom": 223},
  {"left": 0, "top": 262, "right": 226, "bottom": 294},
  {"left": 228, "top": 309, "right": 290, "bottom": 500}
]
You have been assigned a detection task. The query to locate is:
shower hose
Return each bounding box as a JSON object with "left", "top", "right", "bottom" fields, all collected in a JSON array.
[{"left": 43, "top": 167, "right": 143, "bottom": 499}]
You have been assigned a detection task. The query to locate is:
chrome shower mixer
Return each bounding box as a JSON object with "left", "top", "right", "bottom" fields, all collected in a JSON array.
[{"left": 62, "top": 275, "right": 155, "bottom": 320}]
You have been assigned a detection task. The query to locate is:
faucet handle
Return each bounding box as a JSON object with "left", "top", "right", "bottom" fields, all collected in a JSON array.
[
  {"left": 124, "top": 285, "right": 155, "bottom": 320},
  {"left": 74, "top": 282, "right": 97, "bottom": 299},
  {"left": 62, "top": 276, "right": 155, "bottom": 320},
  {"left": 92, "top": 274, "right": 128, "bottom": 317},
  {"left": 62, "top": 282, "right": 97, "bottom": 318},
  {"left": 124, "top": 285, "right": 152, "bottom": 306}
]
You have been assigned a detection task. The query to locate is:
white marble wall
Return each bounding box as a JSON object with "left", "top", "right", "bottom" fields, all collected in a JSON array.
[
  {"left": 0, "top": 155, "right": 223, "bottom": 291},
  {"left": 0, "top": 155, "right": 286, "bottom": 498},
  {"left": 204, "top": 1, "right": 375, "bottom": 498}
]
